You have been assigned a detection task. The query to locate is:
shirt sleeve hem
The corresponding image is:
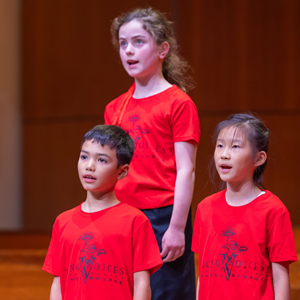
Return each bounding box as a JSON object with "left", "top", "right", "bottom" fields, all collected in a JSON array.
[
  {"left": 133, "top": 261, "right": 163, "bottom": 276},
  {"left": 42, "top": 265, "right": 60, "bottom": 276},
  {"left": 174, "top": 136, "right": 200, "bottom": 144},
  {"left": 191, "top": 246, "right": 199, "bottom": 253},
  {"left": 270, "top": 255, "right": 298, "bottom": 264}
]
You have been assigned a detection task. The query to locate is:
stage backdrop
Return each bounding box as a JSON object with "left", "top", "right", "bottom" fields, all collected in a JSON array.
[{"left": 22, "top": 0, "right": 300, "bottom": 230}]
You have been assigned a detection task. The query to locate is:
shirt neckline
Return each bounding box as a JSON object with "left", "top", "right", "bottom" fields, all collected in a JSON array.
[
  {"left": 78, "top": 202, "right": 122, "bottom": 216},
  {"left": 131, "top": 85, "right": 175, "bottom": 101},
  {"left": 221, "top": 189, "right": 269, "bottom": 210}
]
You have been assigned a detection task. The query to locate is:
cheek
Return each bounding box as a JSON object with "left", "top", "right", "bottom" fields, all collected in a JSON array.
[
  {"left": 213, "top": 150, "right": 218, "bottom": 164},
  {"left": 119, "top": 50, "right": 126, "bottom": 62}
]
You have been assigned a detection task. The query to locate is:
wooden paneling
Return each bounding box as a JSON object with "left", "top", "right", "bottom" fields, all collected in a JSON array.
[
  {"left": 177, "top": 0, "right": 300, "bottom": 112},
  {"left": 22, "top": 0, "right": 173, "bottom": 121},
  {"left": 22, "top": 0, "right": 300, "bottom": 230},
  {"left": 192, "top": 114, "right": 300, "bottom": 225},
  {"left": 22, "top": 1, "right": 173, "bottom": 230},
  {"left": 175, "top": 1, "right": 300, "bottom": 225},
  {"left": 23, "top": 120, "right": 102, "bottom": 230}
]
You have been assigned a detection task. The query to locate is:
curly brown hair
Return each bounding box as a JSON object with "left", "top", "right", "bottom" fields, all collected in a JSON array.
[{"left": 110, "top": 7, "right": 194, "bottom": 92}]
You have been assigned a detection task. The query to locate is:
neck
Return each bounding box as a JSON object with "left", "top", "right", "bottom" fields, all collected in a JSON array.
[
  {"left": 82, "top": 190, "right": 120, "bottom": 213},
  {"left": 133, "top": 72, "right": 172, "bottom": 98},
  {"left": 225, "top": 181, "right": 262, "bottom": 206}
]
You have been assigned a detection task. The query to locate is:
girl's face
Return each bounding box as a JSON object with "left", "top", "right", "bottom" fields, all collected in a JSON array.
[
  {"left": 118, "top": 19, "right": 162, "bottom": 80},
  {"left": 214, "top": 126, "right": 257, "bottom": 187}
]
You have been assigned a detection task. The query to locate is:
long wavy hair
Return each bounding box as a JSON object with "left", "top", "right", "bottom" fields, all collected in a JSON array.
[{"left": 111, "top": 7, "right": 194, "bottom": 92}]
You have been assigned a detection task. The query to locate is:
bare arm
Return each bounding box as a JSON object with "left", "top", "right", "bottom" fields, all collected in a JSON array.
[
  {"left": 196, "top": 277, "right": 199, "bottom": 300},
  {"left": 50, "top": 276, "right": 62, "bottom": 300},
  {"left": 133, "top": 270, "right": 151, "bottom": 300},
  {"left": 272, "top": 262, "right": 290, "bottom": 300},
  {"left": 161, "top": 141, "right": 197, "bottom": 262}
]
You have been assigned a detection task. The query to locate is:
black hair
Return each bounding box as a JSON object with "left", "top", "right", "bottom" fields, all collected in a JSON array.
[
  {"left": 210, "top": 113, "right": 270, "bottom": 190},
  {"left": 81, "top": 125, "right": 134, "bottom": 168}
]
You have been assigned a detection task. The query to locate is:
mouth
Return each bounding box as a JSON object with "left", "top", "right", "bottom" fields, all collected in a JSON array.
[
  {"left": 83, "top": 174, "right": 96, "bottom": 180},
  {"left": 220, "top": 164, "right": 232, "bottom": 171},
  {"left": 127, "top": 60, "right": 138, "bottom": 66}
]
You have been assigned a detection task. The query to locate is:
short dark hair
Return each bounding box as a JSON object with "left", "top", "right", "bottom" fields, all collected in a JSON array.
[
  {"left": 81, "top": 125, "right": 134, "bottom": 167},
  {"left": 210, "top": 113, "right": 270, "bottom": 190}
]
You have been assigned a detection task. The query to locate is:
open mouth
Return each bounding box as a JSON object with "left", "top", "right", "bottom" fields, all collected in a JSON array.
[
  {"left": 221, "top": 165, "right": 232, "bottom": 170},
  {"left": 127, "top": 60, "right": 138, "bottom": 66},
  {"left": 84, "top": 175, "right": 96, "bottom": 180}
]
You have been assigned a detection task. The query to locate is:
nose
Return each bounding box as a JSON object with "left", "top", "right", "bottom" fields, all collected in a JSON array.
[
  {"left": 221, "top": 147, "right": 230, "bottom": 159},
  {"left": 86, "top": 159, "right": 95, "bottom": 171},
  {"left": 125, "top": 43, "right": 134, "bottom": 55}
]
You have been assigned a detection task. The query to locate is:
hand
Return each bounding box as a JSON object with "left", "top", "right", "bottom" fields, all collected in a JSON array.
[{"left": 160, "top": 227, "right": 185, "bottom": 263}]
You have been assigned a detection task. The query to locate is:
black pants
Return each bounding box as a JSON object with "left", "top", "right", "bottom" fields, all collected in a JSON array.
[{"left": 142, "top": 205, "right": 195, "bottom": 300}]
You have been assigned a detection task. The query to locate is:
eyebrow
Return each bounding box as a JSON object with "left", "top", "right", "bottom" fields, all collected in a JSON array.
[
  {"left": 119, "top": 34, "right": 147, "bottom": 39},
  {"left": 80, "top": 150, "right": 111, "bottom": 158},
  {"left": 217, "top": 138, "right": 244, "bottom": 143}
]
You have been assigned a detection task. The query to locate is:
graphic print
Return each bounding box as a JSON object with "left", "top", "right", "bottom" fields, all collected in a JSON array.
[
  {"left": 127, "top": 115, "right": 166, "bottom": 161},
  {"left": 78, "top": 233, "right": 106, "bottom": 283},
  {"left": 219, "top": 228, "right": 248, "bottom": 281},
  {"left": 128, "top": 115, "right": 149, "bottom": 142}
]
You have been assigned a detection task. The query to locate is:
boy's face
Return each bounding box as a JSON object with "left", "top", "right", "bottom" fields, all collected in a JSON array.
[{"left": 78, "top": 140, "right": 127, "bottom": 194}]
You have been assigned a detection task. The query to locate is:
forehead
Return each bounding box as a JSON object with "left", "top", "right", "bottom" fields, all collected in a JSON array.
[
  {"left": 81, "top": 140, "right": 116, "bottom": 155},
  {"left": 218, "top": 126, "right": 249, "bottom": 141},
  {"left": 119, "top": 19, "right": 149, "bottom": 38}
]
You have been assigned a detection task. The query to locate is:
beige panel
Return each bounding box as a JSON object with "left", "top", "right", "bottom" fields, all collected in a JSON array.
[{"left": 0, "top": 0, "right": 21, "bottom": 229}]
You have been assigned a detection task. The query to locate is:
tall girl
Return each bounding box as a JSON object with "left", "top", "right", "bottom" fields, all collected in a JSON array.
[
  {"left": 105, "top": 7, "right": 200, "bottom": 300},
  {"left": 192, "top": 113, "right": 297, "bottom": 299}
]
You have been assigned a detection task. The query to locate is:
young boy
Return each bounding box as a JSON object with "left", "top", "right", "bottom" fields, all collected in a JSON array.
[{"left": 43, "top": 125, "right": 163, "bottom": 300}]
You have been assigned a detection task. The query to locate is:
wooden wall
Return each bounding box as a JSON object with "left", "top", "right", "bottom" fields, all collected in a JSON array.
[
  {"left": 22, "top": 0, "right": 300, "bottom": 230},
  {"left": 176, "top": 0, "right": 300, "bottom": 224}
]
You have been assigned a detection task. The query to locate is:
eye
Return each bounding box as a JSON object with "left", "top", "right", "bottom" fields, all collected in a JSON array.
[
  {"left": 98, "top": 158, "right": 107, "bottom": 163},
  {"left": 136, "top": 39, "right": 144, "bottom": 45},
  {"left": 216, "top": 143, "right": 223, "bottom": 148},
  {"left": 232, "top": 145, "right": 240, "bottom": 149},
  {"left": 80, "top": 155, "right": 87, "bottom": 160},
  {"left": 119, "top": 40, "right": 127, "bottom": 48}
]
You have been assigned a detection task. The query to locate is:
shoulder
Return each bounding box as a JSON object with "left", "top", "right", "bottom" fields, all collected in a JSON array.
[
  {"left": 196, "top": 190, "right": 225, "bottom": 213},
  {"left": 114, "top": 203, "right": 150, "bottom": 224},
  {"left": 105, "top": 91, "right": 128, "bottom": 111},
  {"left": 260, "top": 190, "right": 290, "bottom": 215},
  {"left": 53, "top": 205, "right": 79, "bottom": 228},
  {"left": 165, "top": 85, "right": 195, "bottom": 105}
]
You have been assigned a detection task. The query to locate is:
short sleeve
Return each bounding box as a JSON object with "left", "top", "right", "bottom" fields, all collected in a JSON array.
[
  {"left": 267, "top": 209, "right": 297, "bottom": 263},
  {"left": 192, "top": 205, "right": 201, "bottom": 253},
  {"left": 132, "top": 217, "right": 162, "bottom": 275},
  {"left": 42, "top": 220, "right": 60, "bottom": 276},
  {"left": 170, "top": 99, "right": 200, "bottom": 144}
]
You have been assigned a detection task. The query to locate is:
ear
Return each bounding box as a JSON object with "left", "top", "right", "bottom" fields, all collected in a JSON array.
[
  {"left": 117, "top": 164, "right": 129, "bottom": 180},
  {"left": 158, "top": 41, "right": 170, "bottom": 59},
  {"left": 254, "top": 151, "right": 267, "bottom": 167}
]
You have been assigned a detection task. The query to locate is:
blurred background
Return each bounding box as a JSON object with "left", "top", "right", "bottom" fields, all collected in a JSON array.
[{"left": 0, "top": 0, "right": 299, "bottom": 298}]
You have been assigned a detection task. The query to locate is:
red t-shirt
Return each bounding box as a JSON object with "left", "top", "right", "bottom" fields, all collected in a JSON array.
[
  {"left": 105, "top": 85, "right": 200, "bottom": 209},
  {"left": 43, "top": 203, "right": 162, "bottom": 300},
  {"left": 192, "top": 190, "right": 297, "bottom": 300}
]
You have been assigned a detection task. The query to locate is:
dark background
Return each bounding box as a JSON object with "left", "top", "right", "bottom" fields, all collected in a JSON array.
[{"left": 21, "top": 0, "right": 300, "bottom": 230}]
